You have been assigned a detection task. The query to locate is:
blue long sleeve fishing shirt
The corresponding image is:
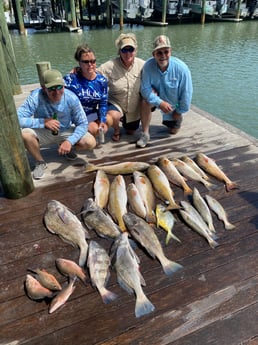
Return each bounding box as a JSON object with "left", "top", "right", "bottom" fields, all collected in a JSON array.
[
  {"left": 64, "top": 72, "right": 108, "bottom": 123},
  {"left": 140, "top": 56, "right": 193, "bottom": 117},
  {"left": 17, "top": 88, "right": 88, "bottom": 146}
]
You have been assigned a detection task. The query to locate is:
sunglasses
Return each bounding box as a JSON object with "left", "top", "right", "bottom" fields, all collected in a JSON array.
[
  {"left": 47, "top": 85, "right": 63, "bottom": 91},
  {"left": 80, "top": 59, "right": 96, "bottom": 64},
  {"left": 156, "top": 50, "right": 170, "bottom": 56},
  {"left": 121, "top": 47, "right": 135, "bottom": 54}
]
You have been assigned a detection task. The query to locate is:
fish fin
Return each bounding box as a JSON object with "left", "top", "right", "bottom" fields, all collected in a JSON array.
[
  {"left": 100, "top": 288, "right": 119, "bottom": 304},
  {"left": 117, "top": 276, "right": 134, "bottom": 295},
  {"left": 162, "top": 259, "right": 183, "bottom": 276},
  {"left": 183, "top": 186, "right": 193, "bottom": 195},
  {"left": 166, "top": 203, "right": 181, "bottom": 211},
  {"left": 225, "top": 181, "right": 239, "bottom": 192},
  {"left": 135, "top": 295, "right": 155, "bottom": 318},
  {"left": 85, "top": 163, "right": 97, "bottom": 173},
  {"left": 203, "top": 180, "right": 217, "bottom": 191},
  {"left": 78, "top": 242, "right": 88, "bottom": 267},
  {"left": 225, "top": 223, "right": 236, "bottom": 230}
]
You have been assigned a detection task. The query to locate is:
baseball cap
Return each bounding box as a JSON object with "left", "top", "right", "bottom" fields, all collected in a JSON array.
[
  {"left": 153, "top": 35, "right": 171, "bottom": 53},
  {"left": 115, "top": 33, "right": 137, "bottom": 52},
  {"left": 43, "top": 69, "right": 65, "bottom": 88},
  {"left": 120, "top": 37, "right": 136, "bottom": 49}
]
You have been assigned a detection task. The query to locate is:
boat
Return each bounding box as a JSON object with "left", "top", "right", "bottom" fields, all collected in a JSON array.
[
  {"left": 112, "top": 0, "right": 154, "bottom": 20},
  {"left": 185, "top": 0, "right": 227, "bottom": 16},
  {"left": 225, "top": 0, "right": 250, "bottom": 17},
  {"left": 152, "top": 0, "right": 191, "bottom": 21}
]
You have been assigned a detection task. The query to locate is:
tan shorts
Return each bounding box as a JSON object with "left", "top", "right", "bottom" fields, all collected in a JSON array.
[{"left": 22, "top": 128, "right": 92, "bottom": 147}]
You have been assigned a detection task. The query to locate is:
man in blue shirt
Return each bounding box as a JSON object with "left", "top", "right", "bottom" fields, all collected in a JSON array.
[
  {"left": 137, "top": 35, "right": 193, "bottom": 148},
  {"left": 17, "top": 69, "right": 96, "bottom": 179}
]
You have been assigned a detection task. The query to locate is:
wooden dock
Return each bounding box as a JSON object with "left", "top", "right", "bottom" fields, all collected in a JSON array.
[{"left": 0, "top": 85, "right": 258, "bottom": 344}]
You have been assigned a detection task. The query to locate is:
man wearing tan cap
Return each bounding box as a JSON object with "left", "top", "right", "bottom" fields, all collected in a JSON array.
[
  {"left": 17, "top": 69, "right": 96, "bottom": 179},
  {"left": 137, "top": 35, "right": 193, "bottom": 148}
]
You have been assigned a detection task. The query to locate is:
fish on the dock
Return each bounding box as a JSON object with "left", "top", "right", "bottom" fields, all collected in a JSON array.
[
  {"left": 81, "top": 198, "right": 121, "bottom": 239},
  {"left": 87, "top": 240, "right": 118, "bottom": 304},
  {"left": 133, "top": 171, "right": 156, "bottom": 223},
  {"left": 127, "top": 183, "right": 147, "bottom": 219},
  {"left": 56, "top": 258, "right": 88, "bottom": 285},
  {"left": 25, "top": 274, "right": 54, "bottom": 300},
  {"left": 108, "top": 175, "right": 128, "bottom": 232},
  {"left": 123, "top": 212, "right": 183, "bottom": 276},
  {"left": 94, "top": 170, "right": 110, "bottom": 209},
  {"left": 48, "top": 277, "right": 76, "bottom": 314},
  {"left": 43, "top": 200, "right": 90, "bottom": 267},
  {"left": 85, "top": 161, "right": 150, "bottom": 175},
  {"left": 110, "top": 232, "right": 155, "bottom": 318},
  {"left": 147, "top": 165, "right": 181, "bottom": 210},
  {"left": 28, "top": 268, "right": 62, "bottom": 291},
  {"left": 156, "top": 204, "right": 181, "bottom": 245},
  {"left": 192, "top": 187, "right": 216, "bottom": 233},
  {"left": 179, "top": 206, "right": 219, "bottom": 249},
  {"left": 180, "top": 155, "right": 209, "bottom": 181},
  {"left": 173, "top": 158, "right": 214, "bottom": 190},
  {"left": 205, "top": 194, "right": 236, "bottom": 230},
  {"left": 195, "top": 152, "right": 238, "bottom": 192},
  {"left": 157, "top": 156, "right": 192, "bottom": 194}
]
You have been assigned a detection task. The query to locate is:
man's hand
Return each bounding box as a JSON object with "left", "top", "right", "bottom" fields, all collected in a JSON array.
[
  {"left": 44, "top": 118, "right": 60, "bottom": 132},
  {"left": 159, "top": 101, "right": 173, "bottom": 114},
  {"left": 58, "top": 140, "right": 72, "bottom": 155}
]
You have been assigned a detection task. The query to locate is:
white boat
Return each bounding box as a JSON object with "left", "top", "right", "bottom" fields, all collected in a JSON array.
[
  {"left": 154, "top": 0, "right": 191, "bottom": 16},
  {"left": 112, "top": 0, "right": 154, "bottom": 19},
  {"left": 186, "top": 0, "right": 219, "bottom": 16},
  {"left": 226, "top": 0, "right": 250, "bottom": 17}
]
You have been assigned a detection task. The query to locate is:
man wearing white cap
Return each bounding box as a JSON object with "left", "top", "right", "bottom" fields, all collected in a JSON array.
[
  {"left": 137, "top": 35, "right": 193, "bottom": 148},
  {"left": 17, "top": 69, "right": 96, "bottom": 179}
]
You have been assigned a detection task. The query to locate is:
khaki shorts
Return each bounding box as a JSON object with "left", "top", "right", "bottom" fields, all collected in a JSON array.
[{"left": 22, "top": 128, "right": 92, "bottom": 147}]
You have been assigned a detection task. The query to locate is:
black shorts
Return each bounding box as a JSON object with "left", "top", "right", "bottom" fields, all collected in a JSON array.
[{"left": 121, "top": 115, "right": 140, "bottom": 131}]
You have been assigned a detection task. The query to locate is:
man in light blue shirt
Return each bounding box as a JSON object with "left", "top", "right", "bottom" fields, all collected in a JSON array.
[
  {"left": 137, "top": 35, "right": 193, "bottom": 148},
  {"left": 18, "top": 69, "right": 96, "bottom": 179}
]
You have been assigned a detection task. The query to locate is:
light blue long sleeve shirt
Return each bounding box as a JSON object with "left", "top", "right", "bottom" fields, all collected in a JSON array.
[
  {"left": 17, "top": 88, "right": 88, "bottom": 146},
  {"left": 140, "top": 56, "right": 193, "bottom": 116}
]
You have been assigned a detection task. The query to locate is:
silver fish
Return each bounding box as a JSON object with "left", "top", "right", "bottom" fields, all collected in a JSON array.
[
  {"left": 133, "top": 171, "right": 156, "bottom": 223},
  {"left": 85, "top": 161, "right": 150, "bottom": 175},
  {"left": 108, "top": 175, "right": 127, "bottom": 232},
  {"left": 158, "top": 156, "right": 192, "bottom": 195},
  {"left": 49, "top": 277, "right": 76, "bottom": 314},
  {"left": 82, "top": 198, "right": 121, "bottom": 239},
  {"left": 44, "top": 200, "right": 90, "bottom": 267},
  {"left": 147, "top": 165, "right": 180, "bottom": 210},
  {"left": 25, "top": 274, "right": 54, "bottom": 300},
  {"left": 192, "top": 187, "right": 216, "bottom": 233},
  {"left": 205, "top": 194, "right": 236, "bottom": 230},
  {"left": 56, "top": 258, "right": 88, "bottom": 285},
  {"left": 123, "top": 212, "right": 183, "bottom": 276},
  {"left": 179, "top": 207, "right": 219, "bottom": 249},
  {"left": 173, "top": 158, "right": 214, "bottom": 190},
  {"left": 87, "top": 241, "right": 118, "bottom": 304},
  {"left": 155, "top": 204, "right": 181, "bottom": 245},
  {"left": 111, "top": 232, "right": 155, "bottom": 318},
  {"left": 180, "top": 155, "right": 209, "bottom": 181},
  {"left": 127, "top": 183, "right": 147, "bottom": 219},
  {"left": 94, "top": 170, "right": 110, "bottom": 209}
]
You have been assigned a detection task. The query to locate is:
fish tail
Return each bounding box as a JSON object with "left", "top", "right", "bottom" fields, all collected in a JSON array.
[
  {"left": 101, "top": 288, "right": 119, "bottom": 304},
  {"left": 225, "top": 222, "right": 236, "bottom": 230},
  {"left": 203, "top": 180, "right": 216, "bottom": 191},
  {"left": 78, "top": 243, "right": 88, "bottom": 267},
  {"left": 166, "top": 231, "right": 181, "bottom": 245},
  {"left": 162, "top": 257, "right": 183, "bottom": 276},
  {"left": 208, "top": 237, "right": 219, "bottom": 249},
  {"left": 183, "top": 185, "right": 193, "bottom": 195},
  {"left": 225, "top": 181, "right": 239, "bottom": 192},
  {"left": 135, "top": 294, "right": 155, "bottom": 318},
  {"left": 166, "top": 202, "right": 181, "bottom": 211},
  {"left": 85, "top": 163, "right": 97, "bottom": 173}
]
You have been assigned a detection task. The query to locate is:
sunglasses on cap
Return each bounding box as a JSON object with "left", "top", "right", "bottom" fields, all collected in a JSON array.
[
  {"left": 80, "top": 59, "right": 96, "bottom": 64},
  {"left": 47, "top": 85, "right": 63, "bottom": 91},
  {"left": 121, "top": 47, "right": 135, "bottom": 54}
]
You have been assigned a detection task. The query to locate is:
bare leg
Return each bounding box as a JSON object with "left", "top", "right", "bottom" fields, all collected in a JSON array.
[
  {"left": 108, "top": 109, "right": 122, "bottom": 141},
  {"left": 75, "top": 132, "right": 96, "bottom": 150},
  {"left": 22, "top": 132, "right": 44, "bottom": 162},
  {"left": 140, "top": 99, "right": 152, "bottom": 135}
]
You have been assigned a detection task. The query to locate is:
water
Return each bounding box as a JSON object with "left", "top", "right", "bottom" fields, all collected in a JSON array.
[{"left": 9, "top": 21, "right": 258, "bottom": 138}]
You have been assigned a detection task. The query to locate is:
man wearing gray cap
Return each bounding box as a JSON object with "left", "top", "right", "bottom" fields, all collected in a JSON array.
[
  {"left": 17, "top": 69, "right": 96, "bottom": 179},
  {"left": 137, "top": 35, "right": 193, "bottom": 148}
]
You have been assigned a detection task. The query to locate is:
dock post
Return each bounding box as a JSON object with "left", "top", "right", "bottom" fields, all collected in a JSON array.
[
  {"left": 70, "top": 0, "right": 77, "bottom": 27},
  {"left": 236, "top": 0, "right": 241, "bottom": 19},
  {"left": 0, "top": 44, "right": 34, "bottom": 199},
  {"left": 201, "top": 0, "right": 206, "bottom": 24},
  {"left": 13, "top": 0, "right": 26, "bottom": 34},
  {"left": 161, "top": 0, "right": 168, "bottom": 23},
  {"left": 119, "top": 0, "right": 124, "bottom": 29},
  {"left": 0, "top": 3, "right": 22, "bottom": 95},
  {"left": 36, "top": 62, "right": 51, "bottom": 87}
]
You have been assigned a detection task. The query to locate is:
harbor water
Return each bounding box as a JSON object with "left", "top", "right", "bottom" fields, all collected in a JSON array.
[{"left": 9, "top": 21, "right": 258, "bottom": 139}]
